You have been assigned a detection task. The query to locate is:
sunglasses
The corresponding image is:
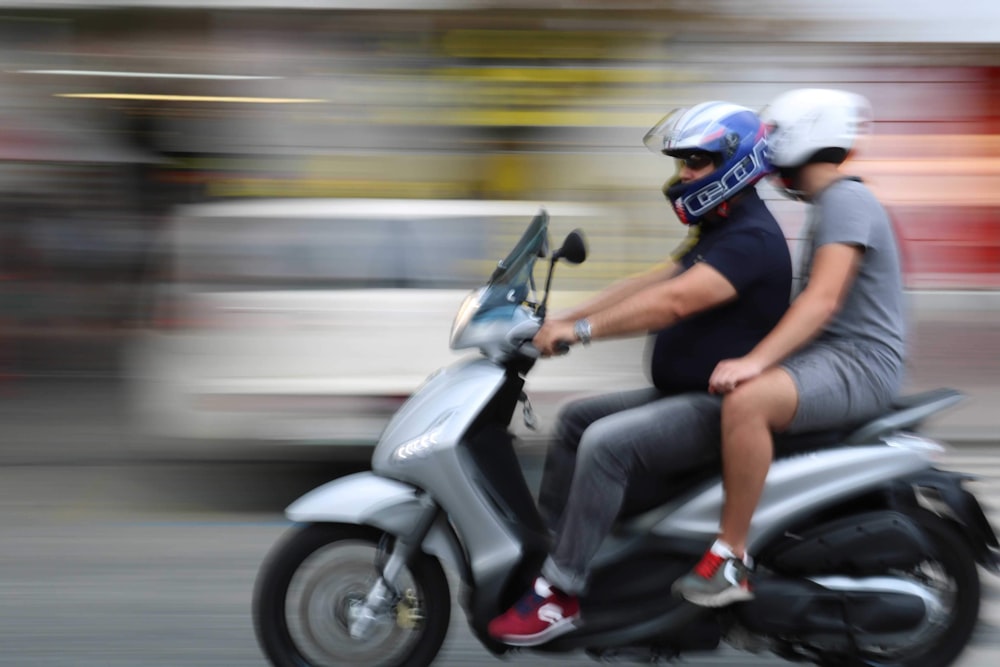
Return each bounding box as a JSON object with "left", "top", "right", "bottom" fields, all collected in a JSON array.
[{"left": 677, "top": 153, "right": 716, "bottom": 171}]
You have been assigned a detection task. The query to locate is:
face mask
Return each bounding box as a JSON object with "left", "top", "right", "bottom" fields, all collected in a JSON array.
[
  {"left": 662, "top": 175, "right": 683, "bottom": 204},
  {"left": 662, "top": 176, "right": 693, "bottom": 225}
]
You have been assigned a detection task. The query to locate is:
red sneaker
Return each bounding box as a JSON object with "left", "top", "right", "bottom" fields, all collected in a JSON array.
[{"left": 488, "top": 576, "right": 580, "bottom": 646}]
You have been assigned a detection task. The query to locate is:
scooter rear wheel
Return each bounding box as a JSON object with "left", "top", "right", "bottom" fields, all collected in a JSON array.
[
  {"left": 253, "top": 523, "right": 451, "bottom": 667},
  {"left": 843, "top": 509, "right": 981, "bottom": 667}
]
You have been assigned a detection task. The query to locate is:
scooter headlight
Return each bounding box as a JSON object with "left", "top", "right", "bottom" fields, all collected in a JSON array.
[
  {"left": 449, "top": 288, "right": 483, "bottom": 349},
  {"left": 390, "top": 411, "right": 454, "bottom": 463},
  {"left": 391, "top": 431, "right": 438, "bottom": 463}
]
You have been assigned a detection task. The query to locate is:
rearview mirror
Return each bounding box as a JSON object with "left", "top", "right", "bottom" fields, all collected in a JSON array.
[{"left": 554, "top": 229, "right": 587, "bottom": 265}]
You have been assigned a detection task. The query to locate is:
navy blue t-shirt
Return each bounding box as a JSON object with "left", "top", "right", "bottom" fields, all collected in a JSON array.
[{"left": 648, "top": 189, "right": 792, "bottom": 392}]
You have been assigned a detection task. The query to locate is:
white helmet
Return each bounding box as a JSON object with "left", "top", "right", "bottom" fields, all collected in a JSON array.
[{"left": 762, "top": 88, "right": 873, "bottom": 170}]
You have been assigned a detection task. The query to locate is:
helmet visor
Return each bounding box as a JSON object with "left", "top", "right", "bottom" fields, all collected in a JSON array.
[{"left": 642, "top": 108, "right": 687, "bottom": 155}]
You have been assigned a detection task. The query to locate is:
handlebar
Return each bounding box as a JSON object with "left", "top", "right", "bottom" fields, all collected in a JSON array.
[{"left": 503, "top": 315, "right": 573, "bottom": 358}]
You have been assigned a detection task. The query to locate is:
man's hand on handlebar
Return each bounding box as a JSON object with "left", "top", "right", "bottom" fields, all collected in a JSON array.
[{"left": 532, "top": 319, "right": 577, "bottom": 357}]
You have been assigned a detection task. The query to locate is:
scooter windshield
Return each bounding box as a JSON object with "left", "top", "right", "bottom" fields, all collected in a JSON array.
[{"left": 480, "top": 209, "right": 549, "bottom": 310}]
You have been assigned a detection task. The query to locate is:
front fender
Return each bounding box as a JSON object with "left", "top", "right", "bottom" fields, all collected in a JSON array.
[{"left": 287, "top": 471, "right": 468, "bottom": 579}]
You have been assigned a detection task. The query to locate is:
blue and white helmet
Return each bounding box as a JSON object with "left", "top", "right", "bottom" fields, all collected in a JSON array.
[{"left": 643, "top": 101, "right": 771, "bottom": 225}]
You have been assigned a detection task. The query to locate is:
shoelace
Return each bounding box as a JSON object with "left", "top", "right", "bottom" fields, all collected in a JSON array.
[
  {"left": 513, "top": 591, "right": 547, "bottom": 615},
  {"left": 694, "top": 551, "right": 726, "bottom": 579}
]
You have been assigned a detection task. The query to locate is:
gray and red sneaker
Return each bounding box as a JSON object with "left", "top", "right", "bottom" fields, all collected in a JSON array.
[
  {"left": 488, "top": 576, "right": 580, "bottom": 646},
  {"left": 672, "top": 545, "right": 754, "bottom": 607}
]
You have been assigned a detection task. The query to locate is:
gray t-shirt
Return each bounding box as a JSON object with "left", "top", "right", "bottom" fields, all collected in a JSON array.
[{"left": 799, "top": 177, "right": 906, "bottom": 383}]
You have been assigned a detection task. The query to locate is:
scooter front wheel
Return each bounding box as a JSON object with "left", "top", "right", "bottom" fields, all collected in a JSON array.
[{"left": 253, "top": 523, "right": 451, "bottom": 667}]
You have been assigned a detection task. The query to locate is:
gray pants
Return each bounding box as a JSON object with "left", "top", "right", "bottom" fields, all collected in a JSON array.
[{"left": 538, "top": 388, "right": 723, "bottom": 595}]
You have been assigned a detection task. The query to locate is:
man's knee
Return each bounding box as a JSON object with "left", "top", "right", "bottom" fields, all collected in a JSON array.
[
  {"left": 556, "top": 401, "right": 594, "bottom": 443},
  {"left": 577, "top": 431, "right": 609, "bottom": 461},
  {"left": 576, "top": 429, "right": 629, "bottom": 475},
  {"left": 722, "top": 379, "right": 795, "bottom": 431},
  {"left": 720, "top": 385, "right": 752, "bottom": 420}
]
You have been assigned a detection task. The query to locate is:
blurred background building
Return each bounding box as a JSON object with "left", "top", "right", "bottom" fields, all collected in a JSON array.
[{"left": 0, "top": 1, "right": 996, "bottom": 448}]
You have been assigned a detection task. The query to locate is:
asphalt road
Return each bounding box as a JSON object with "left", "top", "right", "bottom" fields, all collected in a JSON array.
[{"left": 0, "top": 447, "right": 997, "bottom": 667}]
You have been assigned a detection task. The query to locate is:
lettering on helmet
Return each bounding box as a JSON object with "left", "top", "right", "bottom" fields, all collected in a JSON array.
[{"left": 684, "top": 136, "right": 768, "bottom": 218}]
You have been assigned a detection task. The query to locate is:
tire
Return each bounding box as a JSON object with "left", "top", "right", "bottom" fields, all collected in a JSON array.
[
  {"left": 849, "top": 510, "right": 981, "bottom": 667},
  {"left": 253, "top": 523, "right": 451, "bottom": 667}
]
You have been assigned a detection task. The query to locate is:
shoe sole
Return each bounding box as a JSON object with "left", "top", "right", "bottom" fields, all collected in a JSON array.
[
  {"left": 496, "top": 616, "right": 579, "bottom": 647},
  {"left": 677, "top": 587, "right": 754, "bottom": 608}
]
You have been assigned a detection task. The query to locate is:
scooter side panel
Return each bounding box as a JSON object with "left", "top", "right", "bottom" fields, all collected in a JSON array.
[
  {"left": 372, "top": 356, "right": 507, "bottom": 468},
  {"left": 370, "top": 357, "right": 529, "bottom": 587},
  {"left": 285, "top": 471, "right": 467, "bottom": 575},
  {"left": 648, "top": 445, "right": 933, "bottom": 551}
]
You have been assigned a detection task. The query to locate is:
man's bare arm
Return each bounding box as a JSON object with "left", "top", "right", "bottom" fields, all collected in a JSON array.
[
  {"left": 555, "top": 262, "right": 679, "bottom": 323},
  {"left": 587, "top": 262, "right": 739, "bottom": 340},
  {"left": 741, "top": 243, "right": 862, "bottom": 370}
]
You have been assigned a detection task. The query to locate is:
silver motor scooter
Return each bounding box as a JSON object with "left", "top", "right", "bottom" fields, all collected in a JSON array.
[{"left": 253, "top": 210, "right": 999, "bottom": 667}]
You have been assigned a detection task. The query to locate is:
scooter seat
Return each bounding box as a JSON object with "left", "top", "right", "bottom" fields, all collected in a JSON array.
[
  {"left": 773, "top": 428, "right": 847, "bottom": 457},
  {"left": 843, "top": 387, "right": 962, "bottom": 444}
]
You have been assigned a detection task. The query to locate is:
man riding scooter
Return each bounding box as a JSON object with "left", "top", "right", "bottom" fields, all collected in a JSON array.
[{"left": 489, "top": 100, "right": 792, "bottom": 646}]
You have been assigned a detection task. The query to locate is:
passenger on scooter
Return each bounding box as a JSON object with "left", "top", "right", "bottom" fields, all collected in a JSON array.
[
  {"left": 672, "top": 89, "right": 907, "bottom": 607},
  {"left": 488, "top": 101, "right": 793, "bottom": 646}
]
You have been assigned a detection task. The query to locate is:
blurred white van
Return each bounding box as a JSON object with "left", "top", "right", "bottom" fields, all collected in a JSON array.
[{"left": 127, "top": 198, "right": 657, "bottom": 455}]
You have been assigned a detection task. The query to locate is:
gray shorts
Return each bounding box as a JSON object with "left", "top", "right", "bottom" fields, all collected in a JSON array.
[{"left": 780, "top": 340, "right": 902, "bottom": 434}]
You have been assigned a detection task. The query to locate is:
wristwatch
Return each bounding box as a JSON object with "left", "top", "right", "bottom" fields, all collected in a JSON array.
[{"left": 573, "top": 318, "right": 593, "bottom": 346}]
